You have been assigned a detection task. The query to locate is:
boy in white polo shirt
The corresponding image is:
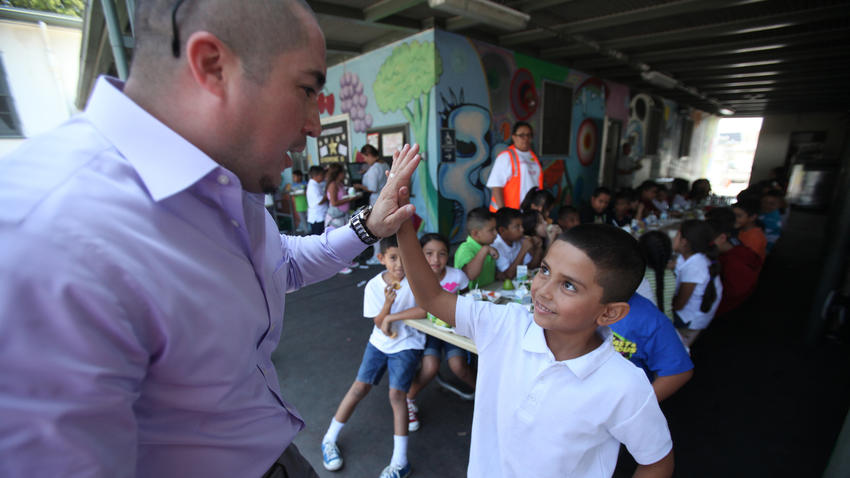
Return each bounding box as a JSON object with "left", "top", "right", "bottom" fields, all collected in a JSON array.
[
  {"left": 321, "top": 235, "right": 426, "bottom": 478},
  {"left": 397, "top": 221, "right": 674, "bottom": 478}
]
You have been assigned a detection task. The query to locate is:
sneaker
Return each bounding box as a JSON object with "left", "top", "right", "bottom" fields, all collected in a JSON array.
[
  {"left": 366, "top": 257, "right": 382, "bottom": 266},
  {"left": 338, "top": 267, "right": 353, "bottom": 275},
  {"left": 321, "top": 441, "right": 343, "bottom": 471},
  {"left": 407, "top": 399, "right": 420, "bottom": 432},
  {"left": 435, "top": 375, "right": 475, "bottom": 401},
  {"left": 379, "top": 462, "right": 411, "bottom": 478},
  {"left": 406, "top": 398, "right": 418, "bottom": 413}
]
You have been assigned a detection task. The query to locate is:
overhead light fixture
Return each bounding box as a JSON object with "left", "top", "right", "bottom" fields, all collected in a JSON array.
[
  {"left": 719, "top": 107, "right": 736, "bottom": 116},
  {"left": 640, "top": 70, "right": 678, "bottom": 89},
  {"left": 428, "top": 0, "right": 530, "bottom": 31}
]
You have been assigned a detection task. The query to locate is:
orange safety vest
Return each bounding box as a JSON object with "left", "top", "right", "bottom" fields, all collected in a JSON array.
[{"left": 489, "top": 145, "right": 543, "bottom": 212}]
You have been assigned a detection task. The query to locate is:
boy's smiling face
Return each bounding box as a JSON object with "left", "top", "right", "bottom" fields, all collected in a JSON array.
[
  {"left": 379, "top": 246, "right": 405, "bottom": 283},
  {"left": 530, "top": 240, "right": 607, "bottom": 335}
]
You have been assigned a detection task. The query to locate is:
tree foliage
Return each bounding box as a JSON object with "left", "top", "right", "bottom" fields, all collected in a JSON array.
[
  {"left": 3, "top": 0, "right": 85, "bottom": 17},
  {"left": 374, "top": 41, "right": 442, "bottom": 114}
]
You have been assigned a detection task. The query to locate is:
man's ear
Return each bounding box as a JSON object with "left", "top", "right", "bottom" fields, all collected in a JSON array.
[
  {"left": 597, "top": 302, "right": 630, "bottom": 327},
  {"left": 184, "top": 31, "right": 234, "bottom": 99}
]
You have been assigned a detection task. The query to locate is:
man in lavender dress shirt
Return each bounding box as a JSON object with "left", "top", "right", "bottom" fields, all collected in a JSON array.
[{"left": 0, "top": 1, "right": 422, "bottom": 477}]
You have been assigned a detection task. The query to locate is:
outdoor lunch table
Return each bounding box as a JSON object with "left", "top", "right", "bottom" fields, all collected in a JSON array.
[{"left": 402, "top": 276, "right": 535, "bottom": 354}]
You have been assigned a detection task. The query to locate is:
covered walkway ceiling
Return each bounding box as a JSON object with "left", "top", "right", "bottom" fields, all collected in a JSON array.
[{"left": 310, "top": 0, "right": 850, "bottom": 116}]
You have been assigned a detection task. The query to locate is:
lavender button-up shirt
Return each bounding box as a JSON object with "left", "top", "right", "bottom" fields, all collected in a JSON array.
[{"left": 0, "top": 77, "right": 365, "bottom": 477}]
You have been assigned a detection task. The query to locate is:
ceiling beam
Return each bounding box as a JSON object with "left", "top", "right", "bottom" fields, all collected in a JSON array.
[
  {"left": 310, "top": 0, "right": 420, "bottom": 31},
  {"left": 363, "top": 0, "right": 425, "bottom": 22},
  {"left": 652, "top": 46, "right": 850, "bottom": 72},
  {"left": 325, "top": 40, "right": 363, "bottom": 55},
  {"left": 540, "top": 4, "right": 849, "bottom": 59},
  {"left": 500, "top": 0, "right": 766, "bottom": 47}
]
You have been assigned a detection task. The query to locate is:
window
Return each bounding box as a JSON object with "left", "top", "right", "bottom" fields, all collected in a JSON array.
[
  {"left": 540, "top": 81, "right": 572, "bottom": 156},
  {"left": 0, "top": 57, "right": 23, "bottom": 138}
]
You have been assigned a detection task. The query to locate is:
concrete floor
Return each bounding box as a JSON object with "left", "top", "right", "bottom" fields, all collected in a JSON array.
[{"left": 272, "top": 208, "right": 850, "bottom": 477}]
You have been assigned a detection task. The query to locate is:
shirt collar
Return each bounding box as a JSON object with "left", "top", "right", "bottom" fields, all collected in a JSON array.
[
  {"left": 84, "top": 76, "right": 221, "bottom": 202},
  {"left": 463, "top": 235, "right": 484, "bottom": 253},
  {"left": 521, "top": 323, "right": 616, "bottom": 380}
]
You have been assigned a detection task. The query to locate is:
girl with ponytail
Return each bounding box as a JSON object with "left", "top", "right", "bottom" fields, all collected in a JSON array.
[
  {"left": 638, "top": 230, "right": 676, "bottom": 320},
  {"left": 671, "top": 220, "right": 724, "bottom": 346}
]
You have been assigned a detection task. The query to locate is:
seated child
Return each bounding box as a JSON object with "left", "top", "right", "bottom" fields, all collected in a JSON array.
[
  {"left": 321, "top": 236, "right": 425, "bottom": 478},
  {"left": 579, "top": 186, "right": 612, "bottom": 224},
  {"left": 523, "top": 209, "right": 560, "bottom": 252},
  {"left": 608, "top": 190, "right": 634, "bottom": 228},
  {"left": 759, "top": 189, "right": 784, "bottom": 252},
  {"left": 652, "top": 185, "right": 670, "bottom": 214},
  {"left": 732, "top": 199, "right": 767, "bottom": 261},
  {"left": 521, "top": 187, "right": 556, "bottom": 221},
  {"left": 635, "top": 180, "right": 660, "bottom": 220},
  {"left": 398, "top": 221, "right": 674, "bottom": 477},
  {"left": 493, "top": 207, "right": 542, "bottom": 279},
  {"left": 611, "top": 293, "right": 694, "bottom": 401},
  {"left": 670, "top": 178, "right": 690, "bottom": 210},
  {"left": 637, "top": 230, "right": 676, "bottom": 320},
  {"left": 557, "top": 205, "right": 580, "bottom": 231},
  {"left": 405, "top": 233, "right": 475, "bottom": 429},
  {"left": 706, "top": 207, "right": 762, "bottom": 317},
  {"left": 455, "top": 207, "right": 499, "bottom": 289},
  {"left": 672, "top": 220, "right": 724, "bottom": 347}
]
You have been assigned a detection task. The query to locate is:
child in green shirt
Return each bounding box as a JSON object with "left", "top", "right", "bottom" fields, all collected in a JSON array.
[{"left": 454, "top": 207, "right": 500, "bottom": 289}]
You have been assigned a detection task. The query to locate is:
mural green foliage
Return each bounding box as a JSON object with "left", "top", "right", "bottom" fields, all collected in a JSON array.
[
  {"left": 374, "top": 40, "right": 443, "bottom": 227},
  {"left": 514, "top": 52, "right": 570, "bottom": 92}
]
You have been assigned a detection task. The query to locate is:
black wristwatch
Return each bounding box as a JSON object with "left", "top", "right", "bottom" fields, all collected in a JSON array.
[{"left": 349, "top": 205, "right": 380, "bottom": 245}]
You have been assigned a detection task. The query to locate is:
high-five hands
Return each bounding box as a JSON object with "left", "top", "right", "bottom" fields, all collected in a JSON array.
[{"left": 365, "top": 144, "right": 421, "bottom": 238}]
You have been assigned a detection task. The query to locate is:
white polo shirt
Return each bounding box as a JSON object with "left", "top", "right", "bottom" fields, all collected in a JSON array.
[
  {"left": 455, "top": 296, "right": 672, "bottom": 477},
  {"left": 492, "top": 233, "right": 532, "bottom": 272},
  {"left": 306, "top": 178, "right": 327, "bottom": 224}
]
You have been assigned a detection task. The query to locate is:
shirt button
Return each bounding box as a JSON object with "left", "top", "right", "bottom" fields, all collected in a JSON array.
[
  {"left": 230, "top": 219, "right": 240, "bottom": 228},
  {"left": 217, "top": 174, "right": 230, "bottom": 185}
]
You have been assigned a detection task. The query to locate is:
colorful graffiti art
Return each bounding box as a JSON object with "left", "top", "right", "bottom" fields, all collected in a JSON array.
[
  {"left": 576, "top": 118, "right": 599, "bottom": 166},
  {"left": 438, "top": 89, "right": 491, "bottom": 242},
  {"left": 373, "top": 40, "right": 443, "bottom": 229},
  {"left": 510, "top": 68, "right": 538, "bottom": 121},
  {"left": 340, "top": 72, "right": 371, "bottom": 132}
]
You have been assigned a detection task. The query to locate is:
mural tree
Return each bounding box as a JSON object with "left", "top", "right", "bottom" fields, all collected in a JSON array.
[{"left": 373, "top": 41, "right": 442, "bottom": 228}]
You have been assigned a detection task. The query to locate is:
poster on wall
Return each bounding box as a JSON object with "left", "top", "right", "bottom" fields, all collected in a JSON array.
[
  {"left": 440, "top": 128, "right": 456, "bottom": 163},
  {"left": 318, "top": 114, "right": 351, "bottom": 163}
]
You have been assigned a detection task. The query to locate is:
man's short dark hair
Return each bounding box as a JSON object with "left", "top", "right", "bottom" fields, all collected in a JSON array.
[
  {"left": 379, "top": 235, "right": 398, "bottom": 254},
  {"left": 592, "top": 186, "right": 612, "bottom": 198},
  {"left": 558, "top": 224, "right": 645, "bottom": 303},
  {"left": 495, "top": 207, "right": 522, "bottom": 230},
  {"left": 308, "top": 165, "right": 324, "bottom": 177},
  {"left": 466, "top": 207, "right": 494, "bottom": 232}
]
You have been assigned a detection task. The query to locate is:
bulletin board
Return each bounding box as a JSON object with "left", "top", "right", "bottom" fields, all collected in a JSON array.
[{"left": 318, "top": 114, "right": 351, "bottom": 163}]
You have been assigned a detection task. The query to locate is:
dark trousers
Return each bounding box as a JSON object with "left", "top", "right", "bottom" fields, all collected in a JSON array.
[
  {"left": 262, "top": 443, "right": 319, "bottom": 478},
  {"left": 309, "top": 221, "right": 324, "bottom": 235}
]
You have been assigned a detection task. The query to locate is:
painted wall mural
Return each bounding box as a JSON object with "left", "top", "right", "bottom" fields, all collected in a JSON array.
[{"left": 374, "top": 40, "right": 442, "bottom": 230}]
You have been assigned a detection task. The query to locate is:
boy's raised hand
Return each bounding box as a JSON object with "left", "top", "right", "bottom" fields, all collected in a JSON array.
[
  {"left": 365, "top": 144, "right": 421, "bottom": 238},
  {"left": 381, "top": 284, "right": 398, "bottom": 337}
]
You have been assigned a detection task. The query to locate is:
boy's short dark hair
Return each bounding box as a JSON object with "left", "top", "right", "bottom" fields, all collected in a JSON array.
[
  {"left": 705, "top": 207, "right": 736, "bottom": 237},
  {"left": 558, "top": 224, "right": 645, "bottom": 303},
  {"left": 495, "top": 207, "right": 522, "bottom": 230},
  {"left": 592, "top": 186, "right": 612, "bottom": 198},
  {"left": 466, "top": 207, "right": 494, "bottom": 231},
  {"left": 379, "top": 235, "right": 398, "bottom": 254},
  {"left": 308, "top": 165, "right": 324, "bottom": 177},
  {"left": 557, "top": 205, "right": 578, "bottom": 220},
  {"left": 292, "top": 169, "right": 303, "bottom": 178},
  {"left": 764, "top": 189, "right": 783, "bottom": 199},
  {"left": 733, "top": 199, "right": 759, "bottom": 217}
]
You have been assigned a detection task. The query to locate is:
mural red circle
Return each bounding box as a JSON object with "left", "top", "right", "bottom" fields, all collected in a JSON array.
[
  {"left": 577, "top": 118, "right": 598, "bottom": 166},
  {"left": 510, "top": 68, "right": 538, "bottom": 121}
]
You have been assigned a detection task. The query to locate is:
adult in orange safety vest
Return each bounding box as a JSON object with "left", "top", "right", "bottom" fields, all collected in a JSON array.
[{"left": 486, "top": 122, "right": 543, "bottom": 212}]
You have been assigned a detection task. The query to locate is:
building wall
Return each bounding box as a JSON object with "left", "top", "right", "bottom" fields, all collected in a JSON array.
[
  {"left": 309, "top": 30, "right": 441, "bottom": 233},
  {"left": 751, "top": 112, "right": 849, "bottom": 184},
  {"left": 0, "top": 18, "right": 81, "bottom": 157},
  {"left": 310, "top": 29, "right": 712, "bottom": 241}
]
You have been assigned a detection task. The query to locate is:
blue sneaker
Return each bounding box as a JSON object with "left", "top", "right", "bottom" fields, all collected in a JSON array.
[
  {"left": 379, "top": 462, "right": 411, "bottom": 478},
  {"left": 321, "top": 441, "right": 343, "bottom": 471}
]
